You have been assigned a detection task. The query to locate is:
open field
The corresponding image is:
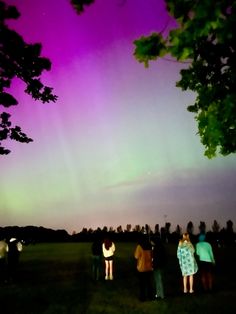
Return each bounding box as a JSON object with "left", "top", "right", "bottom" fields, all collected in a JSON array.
[{"left": 0, "top": 242, "right": 236, "bottom": 314}]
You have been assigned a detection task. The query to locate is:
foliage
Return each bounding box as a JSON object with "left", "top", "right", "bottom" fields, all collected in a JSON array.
[
  {"left": 0, "top": 1, "right": 57, "bottom": 154},
  {"left": 71, "top": 0, "right": 95, "bottom": 14},
  {"left": 134, "top": 0, "right": 236, "bottom": 158}
]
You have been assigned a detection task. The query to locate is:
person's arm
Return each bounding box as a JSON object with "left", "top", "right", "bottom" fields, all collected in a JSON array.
[
  {"left": 134, "top": 245, "right": 141, "bottom": 260},
  {"left": 112, "top": 242, "right": 115, "bottom": 254},
  {"left": 17, "top": 242, "right": 23, "bottom": 252},
  {"left": 177, "top": 245, "right": 181, "bottom": 260},
  {"left": 102, "top": 243, "right": 106, "bottom": 256},
  {"left": 209, "top": 244, "right": 215, "bottom": 264}
]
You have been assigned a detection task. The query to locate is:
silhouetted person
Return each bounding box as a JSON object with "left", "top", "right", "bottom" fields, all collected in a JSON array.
[
  {"left": 151, "top": 236, "right": 166, "bottom": 299},
  {"left": 102, "top": 237, "right": 115, "bottom": 280},
  {"left": 91, "top": 237, "right": 103, "bottom": 281},
  {"left": 177, "top": 233, "right": 198, "bottom": 293},
  {"left": 196, "top": 233, "right": 215, "bottom": 292},
  {"left": 134, "top": 234, "right": 153, "bottom": 301},
  {"left": 7, "top": 238, "right": 23, "bottom": 281},
  {"left": 0, "top": 238, "right": 8, "bottom": 283}
]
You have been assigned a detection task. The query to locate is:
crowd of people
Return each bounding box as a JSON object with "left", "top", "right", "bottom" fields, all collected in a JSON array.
[
  {"left": 91, "top": 232, "right": 216, "bottom": 302},
  {"left": 0, "top": 232, "right": 215, "bottom": 302}
]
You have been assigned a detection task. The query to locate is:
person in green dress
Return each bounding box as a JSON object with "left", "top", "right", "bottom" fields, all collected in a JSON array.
[{"left": 177, "top": 233, "right": 198, "bottom": 293}]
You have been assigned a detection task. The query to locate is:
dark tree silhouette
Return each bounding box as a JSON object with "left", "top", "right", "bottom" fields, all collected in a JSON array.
[
  {"left": 133, "top": 0, "right": 236, "bottom": 158},
  {"left": 226, "top": 219, "right": 234, "bottom": 233},
  {"left": 199, "top": 221, "right": 206, "bottom": 234},
  {"left": 212, "top": 220, "right": 220, "bottom": 233},
  {"left": 71, "top": 1, "right": 236, "bottom": 158},
  {"left": 187, "top": 221, "right": 194, "bottom": 235},
  {"left": 0, "top": 1, "right": 57, "bottom": 154},
  {"left": 154, "top": 224, "right": 160, "bottom": 235},
  {"left": 175, "top": 224, "right": 181, "bottom": 236},
  {"left": 71, "top": 0, "right": 95, "bottom": 14}
]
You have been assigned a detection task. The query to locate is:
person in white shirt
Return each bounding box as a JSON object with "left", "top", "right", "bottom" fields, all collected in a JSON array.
[
  {"left": 7, "top": 237, "right": 23, "bottom": 281},
  {"left": 102, "top": 237, "right": 115, "bottom": 280}
]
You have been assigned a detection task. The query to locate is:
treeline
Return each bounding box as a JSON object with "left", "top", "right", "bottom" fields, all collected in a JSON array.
[{"left": 0, "top": 220, "right": 235, "bottom": 245}]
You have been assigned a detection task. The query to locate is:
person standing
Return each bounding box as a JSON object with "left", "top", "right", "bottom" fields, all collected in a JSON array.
[
  {"left": 102, "top": 237, "right": 115, "bottom": 280},
  {"left": 196, "top": 233, "right": 215, "bottom": 292},
  {"left": 177, "top": 233, "right": 198, "bottom": 294},
  {"left": 7, "top": 237, "right": 23, "bottom": 282},
  {"left": 152, "top": 236, "right": 166, "bottom": 299},
  {"left": 0, "top": 238, "right": 8, "bottom": 283},
  {"left": 91, "top": 237, "right": 103, "bottom": 281},
  {"left": 134, "top": 234, "right": 153, "bottom": 301}
]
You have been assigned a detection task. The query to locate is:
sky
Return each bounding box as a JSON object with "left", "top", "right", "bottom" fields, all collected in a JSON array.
[{"left": 1, "top": 0, "right": 236, "bottom": 234}]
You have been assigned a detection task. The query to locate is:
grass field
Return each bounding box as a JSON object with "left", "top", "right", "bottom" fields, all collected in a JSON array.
[{"left": 0, "top": 242, "right": 236, "bottom": 314}]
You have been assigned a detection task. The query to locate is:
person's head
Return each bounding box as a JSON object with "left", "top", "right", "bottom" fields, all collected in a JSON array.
[
  {"left": 198, "top": 233, "right": 206, "bottom": 242},
  {"left": 138, "top": 233, "right": 151, "bottom": 250},
  {"left": 181, "top": 233, "right": 190, "bottom": 243},
  {"left": 104, "top": 238, "right": 112, "bottom": 250}
]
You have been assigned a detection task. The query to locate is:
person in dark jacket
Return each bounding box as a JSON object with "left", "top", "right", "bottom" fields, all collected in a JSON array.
[
  {"left": 91, "top": 237, "right": 103, "bottom": 281},
  {"left": 7, "top": 237, "right": 23, "bottom": 281},
  {"left": 0, "top": 238, "right": 8, "bottom": 283},
  {"left": 152, "top": 236, "right": 166, "bottom": 299}
]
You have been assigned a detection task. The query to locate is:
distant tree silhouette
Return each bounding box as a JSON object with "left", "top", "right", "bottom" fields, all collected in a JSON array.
[
  {"left": 133, "top": 225, "right": 141, "bottom": 232},
  {"left": 212, "top": 220, "right": 220, "bottom": 233},
  {"left": 154, "top": 224, "right": 160, "bottom": 235},
  {"left": 199, "top": 221, "right": 206, "bottom": 234},
  {"left": 0, "top": 1, "right": 57, "bottom": 154},
  {"left": 126, "top": 224, "right": 132, "bottom": 232},
  {"left": 117, "top": 225, "right": 123, "bottom": 233},
  {"left": 187, "top": 221, "right": 194, "bottom": 235},
  {"left": 226, "top": 220, "right": 234, "bottom": 233},
  {"left": 102, "top": 226, "right": 108, "bottom": 233},
  {"left": 170, "top": 224, "right": 182, "bottom": 243},
  {"left": 175, "top": 224, "right": 181, "bottom": 235},
  {"left": 71, "top": 0, "right": 94, "bottom": 14}
]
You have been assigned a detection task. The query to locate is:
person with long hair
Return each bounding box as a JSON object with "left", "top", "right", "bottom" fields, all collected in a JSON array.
[
  {"left": 102, "top": 237, "right": 115, "bottom": 280},
  {"left": 134, "top": 234, "right": 153, "bottom": 301},
  {"left": 177, "top": 233, "right": 198, "bottom": 293}
]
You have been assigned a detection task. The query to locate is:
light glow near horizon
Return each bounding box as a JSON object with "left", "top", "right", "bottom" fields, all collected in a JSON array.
[{"left": 1, "top": 0, "right": 236, "bottom": 234}]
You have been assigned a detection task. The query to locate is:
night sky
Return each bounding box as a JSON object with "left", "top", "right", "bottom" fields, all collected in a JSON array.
[{"left": 1, "top": 0, "right": 236, "bottom": 234}]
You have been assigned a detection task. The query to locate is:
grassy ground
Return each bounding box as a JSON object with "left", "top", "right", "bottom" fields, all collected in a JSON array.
[{"left": 0, "top": 242, "right": 236, "bottom": 314}]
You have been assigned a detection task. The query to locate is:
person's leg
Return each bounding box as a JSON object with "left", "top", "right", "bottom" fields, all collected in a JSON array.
[
  {"left": 154, "top": 269, "right": 164, "bottom": 298},
  {"left": 92, "top": 256, "right": 96, "bottom": 280},
  {"left": 189, "top": 275, "right": 194, "bottom": 293},
  {"left": 153, "top": 270, "right": 158, "bottom": 297},
  {"left": 206, "top": 270, "right": 213, "bottom": 291},
  {"left": 146, "top": 271, "right": 154, "bottom": 300},
  {"left": 183, "top": 276, "right": 188, "bottom": 293},
  {"left": 201, "top": 271, "right": 207, "bottom": 290},
  {"left": 138, "top": 272, "right": 146, "bottom": 301},
  {"left": 157, "top": 269, "right": 164, "bottom": 298},
  {"left": 105, "top": 260, "right": 109, "bottom": 280},
  {"left": 109, "top": 260, "right": 113, "bottom": 279},
  {"left": 95, "top": 256, "right": 100, "bottom": 280}
]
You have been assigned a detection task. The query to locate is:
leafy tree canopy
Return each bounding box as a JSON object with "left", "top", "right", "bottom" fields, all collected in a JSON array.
[
  {"left": 134, "top": 0, "right": 236, "bottom": 158},
  {"left": 71, "top": 0, "right": 95, "bottom": 14},
  {"left": 0, "top": 1, "right": 57, "bottom": 155}
]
